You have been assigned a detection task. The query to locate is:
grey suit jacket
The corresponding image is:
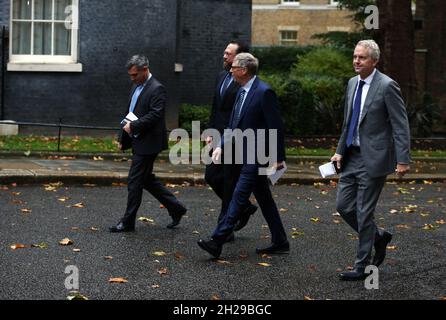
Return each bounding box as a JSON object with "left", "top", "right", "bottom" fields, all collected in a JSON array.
[{"left": 336, "top": 69, "right": 411, "bottom": 178}]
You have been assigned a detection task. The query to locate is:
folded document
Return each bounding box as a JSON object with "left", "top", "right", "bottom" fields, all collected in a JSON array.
[{"left": 318, "top": 162, "right": 337, "bottom": 178}]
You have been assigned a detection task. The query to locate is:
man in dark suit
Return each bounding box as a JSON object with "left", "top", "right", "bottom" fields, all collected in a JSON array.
[
  {"left": 198, "top": 53, "right": 289, "bottom": 258},
  {"left": 109, "top": 55, "right": 187, "bottom": 233},
  {"left": 205, "top": 41, "right": 257, "bottom": 236},
  {"left": 331, "top": 40, "right": 411, "bottom": 280}
]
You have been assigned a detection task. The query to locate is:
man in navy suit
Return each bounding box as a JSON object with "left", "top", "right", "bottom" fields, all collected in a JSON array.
[
  {"left": 109, "top": 55, "right": 187, "bottom": 233},
  {"left": 198, "top": 53, "right": 289, "bottom": 258},
  {"left": 205, "top": 41, "right": 257, "bottom": 239}
]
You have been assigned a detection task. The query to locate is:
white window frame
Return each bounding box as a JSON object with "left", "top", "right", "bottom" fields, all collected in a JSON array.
[
  {"left": 279, "top": 29, "right": 298, "bottom": 46},
  {"left": 8, "top": 0, "right": 81, "bottom": 72},
  {"left": 280, "top": 0, "right": 300, "bottom": 6},
  {"left": 329, "top": 1, "right": 340, "bottom": 6}
]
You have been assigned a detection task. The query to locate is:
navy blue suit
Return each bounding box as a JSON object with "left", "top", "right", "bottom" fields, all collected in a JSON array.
[{"left": 211, "top": 77, "right": 287, "bottom": 245}]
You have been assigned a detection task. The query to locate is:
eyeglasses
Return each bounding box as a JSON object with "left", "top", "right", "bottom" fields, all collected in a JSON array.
[{"left": 231, "top": 65, "right": 245, "bottom": 70}]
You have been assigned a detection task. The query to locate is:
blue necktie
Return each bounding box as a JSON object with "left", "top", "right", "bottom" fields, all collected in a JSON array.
[
  {"left": 346, "top": 80, "right": 365, "bottom": 147},
  {"left": 129, "top": 85, "right": 142, "bottom": 113},
  {"left": 231, "top": 90, "right": 246, "bottom": 128},
  {"left": 220, "top": 73, "right": 232, "bottom": 97}
]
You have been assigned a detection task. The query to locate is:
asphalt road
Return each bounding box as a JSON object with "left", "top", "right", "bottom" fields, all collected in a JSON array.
[{"left": 0, "top": 182, "right": 445, "bottom": 300}]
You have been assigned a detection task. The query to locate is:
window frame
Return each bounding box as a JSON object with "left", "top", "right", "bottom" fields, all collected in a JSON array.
[
  {"left": 279, "top": 30, "right": 298, "bottom": 46},
  {"left": 8, "top": 0, "right": 81, "bottom": 71}
]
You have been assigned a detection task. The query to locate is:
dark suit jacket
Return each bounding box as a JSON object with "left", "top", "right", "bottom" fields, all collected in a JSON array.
[
  {"left": 226, "top": 77, "right": 286, "bottom": 165},
  {"left": 208, "top": 71, "right": 241, "bottom": 134},
  {"left": 336, "top": 70, "right": 411, "bottom": 177},
  {"left": 119, "top": 76, "right": 168, "bottom": 155}
]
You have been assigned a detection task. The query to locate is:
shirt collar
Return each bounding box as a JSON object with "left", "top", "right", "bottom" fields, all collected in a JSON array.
[{"left": 241, "top": 75, "right": 257, "bottom": 93}]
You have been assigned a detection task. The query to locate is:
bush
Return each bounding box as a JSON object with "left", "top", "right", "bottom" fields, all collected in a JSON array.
[
  {"left": 252, "top": 46, "right": 315, "bottom": 73},
  {"left": 178, "top": 104, "right": 211, "bottom": 134}
]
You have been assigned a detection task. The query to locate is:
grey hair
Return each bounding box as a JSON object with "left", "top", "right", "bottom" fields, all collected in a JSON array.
[
  {"left": 126, "top": 54, "right": 149, "bottom": 70},
  {"left": 234, "top": 52, "right": 259, "bottom": 76},
  {"left": 356, "top": 40, "right": 380, "bottom": 61}
]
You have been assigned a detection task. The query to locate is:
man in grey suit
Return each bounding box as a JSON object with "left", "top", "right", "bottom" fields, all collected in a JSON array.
[
  {"left": 331, "top": 40, "right": 411, "bottom": 281},
  {"left": 109, "top": 55, "right": 187, "bottom": 233}
]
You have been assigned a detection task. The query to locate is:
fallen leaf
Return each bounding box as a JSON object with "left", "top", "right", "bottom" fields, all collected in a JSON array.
[
  {"left": 152, "top": 251, "right": 167, "bottom": 257},
  {"left": 93, "top": 156, "right": 104, "bottom": 161},
  {"left": 90, "top": 227, "right": 100, "bottom": 231},
  {"left": 69, "top": 202, "right": 85, "bottom": 208},
  {"left": 386, "top": 245, "right": 397, "bottom": 250},
  {"left": 67, "top": 291, "right": 88, "bottom": 300},
  {"left": 59, "top": 238, "right": 73, "bottom": 246},
  {"left": 435, "top": 219, "right": 445, "bottom": 225},
  {"left": 174, "top": 252, "right": 186, "bottom": 260},
  {"left": 151, "top": 284, "right": 160, "bottom": 289},
  {"left": 423, "top": 180, "right": 433, "bottom": 185},
  {"left": 11, "top": 192, "right": 21, "bottom": 196},
  {"left": 211, "top": 295, "right": 221, "bottom": 300},
  {"left": 216, "top": 259, "right": 232, "bottom": 265},
  {"left": 10, "top": 200, "right": 24, "bottom": 205},
  {"left": 333, "top": 219, "right": 341, "bottom": 224},
  {"left": 304, "top": 296, "right": 314, "bottom": 300},
  {"left": 310, "top": 217, "right": 320, "bottom": 223},
  {"left": 10, "top": 244, "right": 27, "bottom": 250},
  {"left": 58, "top": 197, "right": 70, "bottom": 202},
  {"left": 138, "top": 216, "right": 155, "bottom": 223},
  {"left": 83, "top": 184, "right": 97, "bottom": 187},
  {"left": 73, "top": 248, "right": 81, "bottom": 252},
  {"left": 257, "top": 262, "right": 271, "bottom": 267},
  {"left": 157, "top": 267, "right": 168, "bottom": 275},
  {"left": 192, "top": 230, "right": 200, "bottom": 235},
  {"left": 104, "top": 256, "right": 113, "bottom": 260},
  {"left": 279, "top": 208, "right": 288, "bottom": 213},
  {"left": 20, "top": 208, "right": 32, "bottom": 214},
  {"left": 31, "top": 242, "right": 48, "bottom": 249},
  {"left": 423, "top": 224, "right": 438, "bottom": 230},
  {"left": 389, "top": 209, "right": 399, "bottom": 214},
  {"left": 261, "top": 254, "right": 272, "bottom": 259},
  {"left": 109, "top": 277, "right": 128, "bottom": 283},
  {"left": 332, "top": 212, "right": 341, "bottom": 216},
  {"left": 396, "top": 224, "right": 411, "bottom": 229}
]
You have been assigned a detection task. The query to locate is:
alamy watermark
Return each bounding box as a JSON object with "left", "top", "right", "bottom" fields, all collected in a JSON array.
[
  {"left": 364, "top": 5, "right": 379, "bottom": 30},
  {"left": 64, "top": 265, "right": 79, "bottom": 290},
  {"left": 364, "top": 265, "right": 379, "bottom": 290}
]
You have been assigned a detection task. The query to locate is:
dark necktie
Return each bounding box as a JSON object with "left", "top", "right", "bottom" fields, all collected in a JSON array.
[
  {"left": 220, "top": 73, "right": 232, "bottom": 97},
  {"left": 346, "top": 80, "right": 365, "bottom": 147},
  {"left": 231, "top": 90, "right": 246, "bottom": 128}
]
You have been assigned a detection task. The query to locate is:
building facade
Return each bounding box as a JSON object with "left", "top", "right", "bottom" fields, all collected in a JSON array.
[
  {"left": 252, "top": 0, "right": 355, "bottom": 46},
  {"left": 0, "top": 0, "right": 251, "bottom": 130}
]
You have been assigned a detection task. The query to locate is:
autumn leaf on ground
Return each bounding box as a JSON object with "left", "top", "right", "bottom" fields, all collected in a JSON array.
[
  {"left": 158, "top": 267, "right": 168, "bottom": 275},
  {"left": 174, "top": 252, "right": 186, "bottom": 260},
  {"left": 109, "top": 278, "right": 128, "bottom": 283},
  {"left": 104, "top": 256, "right": 113, "bottom": 260},
  {"left": 67, "top": 291, "right": 89, "bottom": 300},
  {"left": 138, "top": 216, "right": 155, "bottom": 223},
  {"left": 90, "top": 227, "right": 100, "bottom": 231},
  {"left": 31, "top": 242, "right": 48, "bottom": 249},
  {"left": 333, "top": 219, "right": 341, "bottom": 224},
  {"left": 423, "top": 224, "right": 438, "bottom": 230},
  {"left": 423, "top": 180, "right": 433, "bottom": 185},
  {"left": 11, "top": 192, "right": 21, "bottom": 196},
  {"left": 20, "top": 208, "right": 32, "bottom": 214},
  {"left": 151, "top": 284, "right": 160, "bottom": 289},
  {"left": 257, "top": 262, "right": 271, "bottom": 267},
  {"left": 304, "top": 296, "right": 314, "bottom": 300},
  {"left": 69, "top": 202, "right": 85, "bottom": 208},
  {"left": 111, "top": 182, "right": 126, "bottom": 187},
  {"left": 291, "top": 231, "right": 304, "bottom": 239},
  {"left": 389, "top": 209, "right": 399, "bottom": 214},
  {"left": 152, "top": 251, "right": 167, "bottom": 257},
  {"left": 83, "top": 184, "right": 97, "bottom": 187},
  {"left": 192, "top": 230, "right": 200, "bottom": 234},
  {"left": 436, "top": 220, "right": 445, "bottom": 225},
  {"left": 93, "top": 156, "right": 104, "bottom": 161},
  {"left": 310, "top": 217, "right": 320, "bottom": 223},
  {"left": 216, "top": 259, "right": 232, "bottom": 265},
  {"left": 73, "top": 248, "right": 81, "bottom": 252},
  {"left": 397, "top": 187, "right": 411, "bottom": 194},
  {"left": 58, "top": 197, "right": 70, "bottom": 202},
  {"left": 261, "top": 254, "right": 272, "bottom": 259},
  {"left": 403, "top": 205, "right": 418, "bottom": 213},
  {"left": 10, "top": 244, "right": 27, "bottom": 250},
  {"left": 396, "top": 224, "right": 411, "bottom": 229},
  {"left": 332, "top": 212, "right": 340, "bottom": 216},
  {"left": 59, "top": 238, "right": 74, "bottom": 246},
  {"left": 279, "top": 208, "right": 288, "bottom": 213},
  {"left": 211, "top": 295, "right": 221, "bottom": 300},
  {"left": 387, "top": 245, "right": 397, "bottom": 250}
]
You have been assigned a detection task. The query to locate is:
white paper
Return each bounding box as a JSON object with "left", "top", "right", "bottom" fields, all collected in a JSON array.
[
  {"left": 318, "top": 162, "right": 337, "bottom": 178},
  {"left": 266, "top": 162, "right": 287, "bottom": 185},
  {"left": 122, "top": 112, "right": 138, "bottom": 123}
]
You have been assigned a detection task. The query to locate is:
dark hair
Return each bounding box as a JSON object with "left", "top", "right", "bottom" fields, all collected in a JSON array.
[{"left": 229, "top": 40, "right": 250, "bottom": 54}]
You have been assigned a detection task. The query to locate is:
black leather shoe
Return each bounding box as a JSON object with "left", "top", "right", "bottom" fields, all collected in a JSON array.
[
  {"left": 109, "top": 222, "right": 135, "bottom": 233},
  {"left": 225, "top": 232, "right": 235, "bottom": 243},
  {"left": 167, "top": 207, "right": 187, "bottom": 229},
  {"left": 234, "top": 204, "right": 258, "bottom": 232},
  {"left": 256, "top": 240, "right": 289, "bottom": 254},
  {"left": 339, "top": 268, "right": 367, "bottom": 281},
  {"left": 372, "top": 231, "right": 393, "bottom": 267},
  {"left": 197, "top": 239, "right": 222, "bottom": 258}
]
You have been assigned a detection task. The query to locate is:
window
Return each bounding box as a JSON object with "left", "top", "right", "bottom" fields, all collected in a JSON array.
[
  {"left": 281, "top": 0, "right": 300, "bottom": 4},
  {"left": 280, "top": 30, "right": 298, "bottom": 46},
  {"left": 9, "top": 0, "right": 81, "bottom": 71},
  {"left": 329, "top": 1, "right": 339, "bottom": 5}
]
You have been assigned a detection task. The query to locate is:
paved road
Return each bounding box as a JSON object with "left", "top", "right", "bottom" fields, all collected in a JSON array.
[{"left": 0, "top": 182, "right": 445, "bottom": 300}]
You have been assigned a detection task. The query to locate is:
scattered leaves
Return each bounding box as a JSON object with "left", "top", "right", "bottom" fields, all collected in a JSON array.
[
  {"left": 31, "top": 242, "right": 48, "bottom": 249},
  {"left": 157, "top": 267, "right": 168, "bottom": 276},
  {"left": 152, "top": 251, "right": 167, "bottom": 257},
  {"left": 69, "top": 202, "right": 85, "bottom": 208},
  {"left": 304, "top": 296, "right": 314, "bottom": 300},
  {"left": 20, "top": 208, "right": 32, "bottom": 214},
  {"left": 10, "top": 243, "right": 27, "bottom": 250},
  {"left": 93, "top": 156, "right": 104, "bottom": 161},
  {"left": 211, "top": 295, "right": 221, "bottom": 300},
  {"left": 310, "top": 217, "right": 320, "bottom": 223},
  {"left": 257, "top": 262, "right": 271, "bottom": 267},
  {"left": 138, "top": 216, "right": 155, "bottom": 223},
  {"left": 67, "top": 291, "right": 88, "bottom": 300}
]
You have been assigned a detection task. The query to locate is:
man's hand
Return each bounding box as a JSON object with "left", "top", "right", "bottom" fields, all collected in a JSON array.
[
  {"left": 330, "top": 153, "right": 343, "bottom": 171},
  {"left": 123, "top": 122, "right": 131, "bottom": 134},
  {"left": 118, "top": 143, "right": 123, "bottom": 150},
  {"left": 273, "top": 161, "right": 285, "bottom": 170},
  {"left": 396, "top": 163, "right": 410, "bottom": 177},
  {"left": 212, "top": 147, "right": 222, "bottom": 163}
]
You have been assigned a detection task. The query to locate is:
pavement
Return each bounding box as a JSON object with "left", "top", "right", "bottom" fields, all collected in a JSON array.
[{"left": 1, "top": 151, "right": 446, "bottom": 185}]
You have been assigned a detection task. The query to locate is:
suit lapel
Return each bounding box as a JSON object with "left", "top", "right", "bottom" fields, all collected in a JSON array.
[
  {"left": 358, "top": 70, "right": 382, "bottom": 125},
  {"left": 131, "top": 77, "right": 154, "bottom": 114}
]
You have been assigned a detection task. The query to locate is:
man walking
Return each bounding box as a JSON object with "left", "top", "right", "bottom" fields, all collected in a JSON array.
[
  {"left": 110, "top": 55, "right": 187, "bottom": 233},
  {"left": 331, "top": 40, "right": 411, "bottom": 280}
]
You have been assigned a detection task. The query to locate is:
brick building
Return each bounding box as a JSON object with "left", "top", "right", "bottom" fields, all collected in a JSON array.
[
  {"left": 0, "top": 0, "right": 251, "bottom": 131},
  {"left": 252, "top": 0, "right": 355, "bottom": 46}
]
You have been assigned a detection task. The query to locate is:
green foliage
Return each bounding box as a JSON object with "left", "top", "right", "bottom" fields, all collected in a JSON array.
[
  {"left": 252, "top": 46, "right": 315, "bottom": 73},
  {"left": 291, "top": 47, "right": 353, "bottom": 134},
  {"left": 407, "top": 93, "right": 441, "bottom": 137},
  {"left": 312, "top": 31, "right": 364, "bottom": 50},
  {"left": 178, "top": 104, "right": 211, "bottom": 134}
]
